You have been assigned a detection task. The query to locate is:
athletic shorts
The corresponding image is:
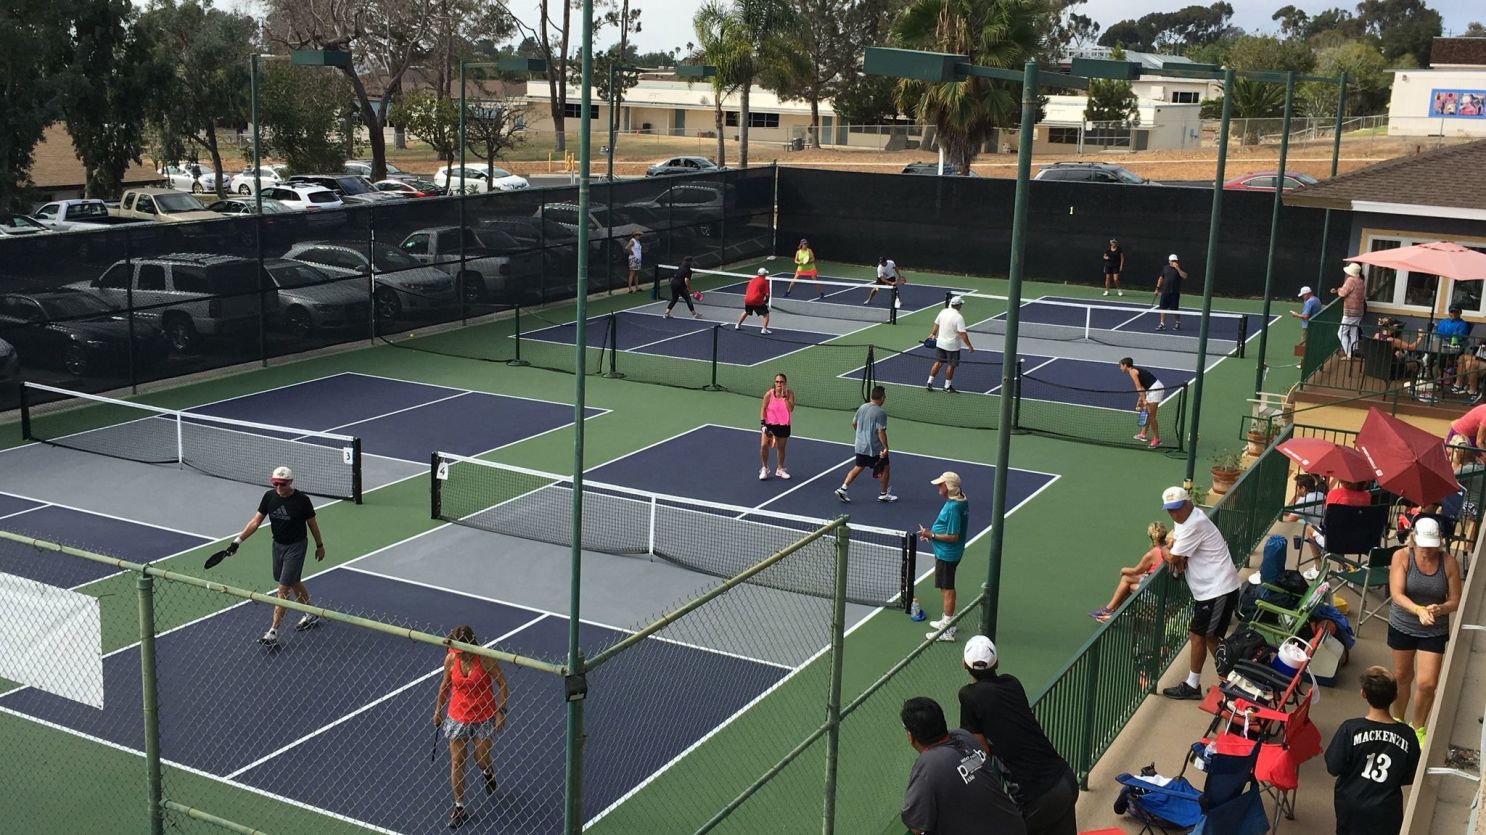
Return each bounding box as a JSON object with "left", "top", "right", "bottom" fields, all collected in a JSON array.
[
  {"left": 854, "top": 452, "right": 882, "bottom": 470},
  {"left": 1103, "top": 267, "right": 1120, "bottom": 276},
  {"left": 1189, "top": 589, "right": 1239, "bottom": 638},
  {"left": 935, "top": 348, "right": 961, "bottom": 366},
  {"left": 1145, "top": 382, "right": 1166, "bottom": 405},
  {"left": 795, "top": 268, "right": 817, "bottom": 278},
  {"left": 934, "top": 559, "right": 959, "bottom": 589},
  {"left": 874, "top": 276, "right": 896, "bottom": 286},
  {"left": 1386, "top": 625, "right": 1448, "bottom": 654},
  {"left": 442, "top": 715, "right": 499, "bottom": 740},
  {"left": 272, "top": 539, "right": 308, "bottom": 586},
  {"left": 764, "top": 423, "right": 791, "bottom": 439},
  {"left": 1158, "top": 294, "right": 1181, "bottom": 311},
  {"left": 745, "top": 304, "right": 769, "bottom": 316}
]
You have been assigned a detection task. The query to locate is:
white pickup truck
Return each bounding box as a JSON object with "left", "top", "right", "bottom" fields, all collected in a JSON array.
[{"left": 31, "top": 199, "right": 147, "bottom": 231}]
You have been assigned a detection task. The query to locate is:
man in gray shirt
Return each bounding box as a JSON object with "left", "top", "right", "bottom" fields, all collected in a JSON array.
[
  {"left": 901, "top": 696, "right": 1027, "bottom": 835},
  {"left": 836, "top": 385, "right": 896, "bottom": 503}
]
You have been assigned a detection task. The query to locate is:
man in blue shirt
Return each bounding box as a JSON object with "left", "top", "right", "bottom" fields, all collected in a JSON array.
[
  {"left": 1436, "top": 305, "right": 1471, "bottom": 391},
  {"left": 919, "top": 471, "right": 969, "bottom": 641},
  {"left": 1290, "top": 286, "right": 1321, "bottom": 334}
]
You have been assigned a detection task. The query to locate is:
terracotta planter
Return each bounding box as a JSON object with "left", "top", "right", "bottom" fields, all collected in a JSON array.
[
  {"left": 1210, "top": 466, "right": 1240, "bottom": 499},
  {"left": 1246, "top": 431, "right": 1271, "bottom": 456}
]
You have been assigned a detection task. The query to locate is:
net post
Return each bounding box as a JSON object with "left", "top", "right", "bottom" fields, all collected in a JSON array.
[
  {"left": 508, "top": 305, "right": 529, "bottom": 367},
  {"left": 863, "top": 345, "right": 875, "bottom": 403},
  {"left": 136, "top": 573, "right": 164, "bottom": 835},
  {"left": 18, "top": 381, "right": 31, "bottom": 441},
  {"left": 603, "top": 313, "right": 625, "bottom": 379},
  {"left": 1175, "top": 385, "right": 1189, "bottom": 454},
  {"left": 1012, "top": 359, "right": 1024, "bottom": 432},
  {"left": 651, "top": 263, "right": 659, "bottom": 300},
  {"left": 822, "top": 519, "right": 851, "bottom": 832},
  {"left": 174, "top": 413, "right": 184, "bottom": 469},
  {"left": 350, "top": 437, "right": 363, "bottom": 504},
  {"left": 900, "top": 531, "right": 915, "bottom": 613},
  {"left": 647, "top": 494, "right": 657, "bottom": 555},
  {"left": 1237, "top": 312, "right": 1249, "bottom": 359},
  {"left": 889, "top": 287, "right": 898, "bottom": 325},
  {"left": 704, "top": 324, "right": 723, "bottom": 391},
  {"left": 430, "top": 452, "right": 442, "bottom": 520},
  {"left": 944, "top": 290, "right": 952, "bottom": 308}
]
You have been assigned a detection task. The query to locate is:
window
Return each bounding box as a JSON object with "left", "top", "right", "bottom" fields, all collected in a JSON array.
[
  {"left": 561, "top": 102, "right": 599, "bottom": 119},
  {"left": 137, "top": 264, "right": 166, "bottom": 291},
  {"left": 98, "top": 264, "right": 131, "bottom": 290},
  {"left": 725, "top": 112, "right": 738, "bottom": 127},
  {"left": 1048, "top": 127, "right": 1079, "bottom": 144},
  {"left": 1171, "top": 91, "right": 1199, "bottom": 104},
  {"left": 135, "top": 196, "right": 157, "bottom": 214},
  {"left": 35, "top": 205, "right": 56, "bottom": 220},
  {"left": 1362, "top": 235, "right": 1438, "bottom": 310},
  {"left": 401, "top": 233, "right": 430, "bottom": 256},
  {"left": 1245, "top": 176, "right": 1277, "bottom": 189},
  {"left": 171, "top": 267, "right": 209, "bottom": 294},
  {"left": 747, "top": 112, "right": 779, "bottom": 129}
]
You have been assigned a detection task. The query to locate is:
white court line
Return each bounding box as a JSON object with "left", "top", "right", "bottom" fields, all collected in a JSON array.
[
  {"left": 222, "top": 614, "right": 550, "bottom": 781},
  {"left": 747, "top": 456, "right": 855, "bottom": 514},
  {"left": 316, "top": 390, "right": 471, "bottom": 435},
  {"left": 0, "top": 489, "right": 216, "bottom": 541},
  {"left": 985, "top": 356, "right": 1059, "bottom": 396}
]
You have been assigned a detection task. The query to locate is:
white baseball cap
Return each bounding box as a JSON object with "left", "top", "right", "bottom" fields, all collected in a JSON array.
[
  {"left": 931, "top": 471, "right": 963, "bottom": 497},
  {"left": 963, "top": 635, "right": 997, "bottom": 670},
  {"left": 1161, "top": 486, "right": 1190, "bottom": 509},
  {"left": 271, "top": 466, "right": 294, "bottom": 484},
  {"left": 1298, "top": 286, "right": 1312, "bottom": 296},
  {"left": 1414, "top": 517, "right": 1443, "bottom": 548},
  {"left": 756, "top": 268, "right": 767, "bottom": 276},
  {"left": 949, "top": 295, "right": 965, "bottom": 307},
  {"left": 1168, "top": 253, "right": 1180, "bottom": 261}
]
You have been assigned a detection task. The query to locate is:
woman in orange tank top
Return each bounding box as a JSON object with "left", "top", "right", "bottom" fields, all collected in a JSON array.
[{"left": 432, "top": 624, "right": 509, "bottom": 829}]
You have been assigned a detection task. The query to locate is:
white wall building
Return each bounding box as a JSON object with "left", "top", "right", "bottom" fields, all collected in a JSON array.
[{"left": 1387, "top": 37, "right": 1486, "bottom": 138}]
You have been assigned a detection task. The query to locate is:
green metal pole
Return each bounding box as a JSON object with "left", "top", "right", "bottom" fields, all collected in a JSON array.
[
  {"left": 821, "top": 521, "right": 850, "bottom": 833},
  {"left": 607, "top": 63, "right": 616, "bottom": 181},
  {"left": 250, "top": 55, "right": 261, "bottom": 215},
  {"left": 565, "top": 0, "right": 596, "bottom": 828},
  {"left": 250, "top": 54, "right": 267, "bottom": 368},
  {"left": 1253, "top": 72, "right": 1295, "bottom": 397},
  {"left": 981, "top": 59, "right": 1038, "bottom": 642},
  {"left": 1316, "top": 71, "right": 1347, "bottom": 296},
  {"left": 1182, "top": 68, "right": 1234, "bottom": 489},
  {"left": 137, "top": 574, "right": 163, "bottom": 835},
  {"left": 458, "top": 62, "right": 468, "bottom": 321}
]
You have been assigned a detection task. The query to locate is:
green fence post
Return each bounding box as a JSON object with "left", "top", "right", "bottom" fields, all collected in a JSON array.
[
  {"left": 137, "top": 574, "right": 164, "bottom": 835},
  {"left": 1075, "top": 643, "right": 1102, "bottom": 790},
  {"left": 822, "top": 520, "right": 850, "bottom": 834}
]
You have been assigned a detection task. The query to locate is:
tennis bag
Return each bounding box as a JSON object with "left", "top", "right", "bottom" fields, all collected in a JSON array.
[{"left": 1214, "top": 627, "right": 1271, "bottom": 678}]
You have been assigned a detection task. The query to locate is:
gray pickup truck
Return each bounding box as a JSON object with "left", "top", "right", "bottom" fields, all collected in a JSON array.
[
  {"left": 31, "top": 199, "right": 146, "bottom": 231},
  {"left": 397, "top": 226, "right": 537, "bottom": 304}
]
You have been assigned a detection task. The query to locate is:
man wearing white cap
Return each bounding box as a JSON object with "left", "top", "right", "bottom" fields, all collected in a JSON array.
[
  {"left": 1291, "top": 285, "right": 1321, "bottom": 342},
  {"left": 1332, "top": 262, "right": 1366, "bottom": 357},
  {"left": 1153, "top": 254, "right": 1186, "bottom": 331},
  {"left": 926, "top": 295, "right": 974, "bottom": 393},
  {"left": 228, "top": 465, "right": 327, "bottom": 646},
  {"left": 1158, "top": 486, "right": 1240, "bottom": 700},
  {"left": 920, "top": 472, "right": 969, "bottom": 640},
  {"left": 734, "top": 268, "right": 773, "bottom": 334},
  {"left": 959, "top": 636, "right": 1078, "bottom": 834}
]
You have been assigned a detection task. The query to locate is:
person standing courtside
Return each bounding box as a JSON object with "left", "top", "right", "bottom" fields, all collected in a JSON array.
[
  {"left": 1153, "top": 254, "right": 1186, "bottom": 331},
  {"left": 228, "top": 466, "right": 326, "bottom": 646},
  {"left": 927, "top": 296, "right": 974, "bottom": 393},
  {"left": 1333, "top": 262, "right": 1366, "bottom": 357},
  {"left": 920, "top": 472, "right": 968, "bottom": 641},
  {"left": 734, "top": 268, "right": 772, "bottom": 334},
  {"left": 1159, "top": 486, "right": 1241, "bottom": 700},
  {"left": 663, "top": 256, "right": 702, "bottom": 319},
  {"left": 835, "top": 385, "right": 895, "bottom": 504},
  {"left": 624, "top": 232, "right": 643, "bottom": 293},
  {"left": 1102, "top": 239, "right": 1125, "bottom": 296}
]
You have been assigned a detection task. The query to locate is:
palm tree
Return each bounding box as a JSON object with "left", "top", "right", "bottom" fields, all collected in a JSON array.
[
  {"left": 890, "top": 0, "right": 1043, "bottom": 174},
  {"left": 693, "top": 0, "right": 749, "bottom": 165},
  {"left": 733, "top": 0, "right": 802, "bottom": 167}
]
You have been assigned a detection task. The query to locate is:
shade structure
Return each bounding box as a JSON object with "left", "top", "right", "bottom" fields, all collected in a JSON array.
[
  {"left": 1355, "top": 408, "right": 1459, "bottom": 505},
  {"left": 1277, "top": 437, "right": 1375, "bottom": 482},
  {"left": 1345, "top": 241, "right": 1486, "bottom": 281}
]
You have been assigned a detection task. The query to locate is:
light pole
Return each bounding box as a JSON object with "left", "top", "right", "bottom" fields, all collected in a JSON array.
[{"left": 1314, "top": 71, "right": 1349, "bottom": 295}]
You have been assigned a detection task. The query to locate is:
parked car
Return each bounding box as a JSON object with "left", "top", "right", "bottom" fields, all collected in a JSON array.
[
  {"left": 373, "top": 178, "right": 446, "bottom": 197},
  {"left": 114, "top": 188, "right": 221, "bottom": 223},
  {"left": 230, "top": 165, "right": 292, "bottom": 195},
  {"left": 206, "top": 198, "right": 294, "bottom": 216},
  {"left": 1222, "top": 170, "right": 1321, "bottom": 192},
  {"left": 398, "top": 226, "right": 536, "bottom": 304},
  {"left": 623, "top": 183, "right": 727, "bottom": 237},
  {"left": 646, "top": 156, "right": 722, "bottom": 177},
  {"left": 0, "top": 337, "right": 18, "bottom": 392},
  {"left": 289, "top": 174, "right": 401, "bottom": 204},
  {"left": 65, "top": 254, "right": 274, "bottom": 353},
  {"left": 0, "top": 289, "right": 171, "bottom": 377},
  {"left": 282, "top": 241, "right": 457, "bottom": 321},
  {"left": 261, "top": 184, "right": 344, "bottom": 212},
  {"left": 31, "top": 199, "right": 146, "bottom": 231},
  {"left": 1033, "top": 162, "right": 1151, "bottom": 184},
  {"left": 901, "top": 161, "right": 977, "bottom": 176},
  {"left": 433, "top": 163, "right": 530, "bottom": 194},
  {"left": 261, "top": 258, "right": 371, "bottom": 337},
  {"left": 160, "top": 163, "right": 226, "bottom": 194},
  {"left": 344, "top": 160, "right": 417, "bottom": 182},
  {"left": 537, "top": 202, "right": 653, "bottom": 248},
  {"left": 0, "top": 213, "right": 53, "bottom": 237}
]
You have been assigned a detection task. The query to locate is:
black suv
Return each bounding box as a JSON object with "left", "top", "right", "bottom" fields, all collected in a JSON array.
[
  {"left": 1033, "top": 162, "right": 1151, "bottom": 184},
  {"left": 901, "top": 161, "right": 976, "bottom": 176},
  {"left": 288, "top": 174, "right": 400, "bottom": 204}
]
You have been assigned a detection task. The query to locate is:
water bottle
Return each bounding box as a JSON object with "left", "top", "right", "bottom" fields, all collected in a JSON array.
[
  {"left": 909, "top": 598, "right": 925, "bottom": 621},
  {"left": 1136, "top": 409, "right": 1148, "bottom": 428}
]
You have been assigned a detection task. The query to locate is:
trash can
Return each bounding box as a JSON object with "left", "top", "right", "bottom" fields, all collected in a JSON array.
[{"left": 790, "top": 137, "right": 804, "bottom": 151}]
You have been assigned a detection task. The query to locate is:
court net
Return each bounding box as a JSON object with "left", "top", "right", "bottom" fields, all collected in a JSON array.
[
  {"left": 430, "top": 451, "right": 915, "bottom": 610},
  {"left": 654, "top": 264, "right": 898, "bottom": 325},
  {"left": 954, "top": 292, "right": 1248, "bottom": 356},
  {"left": 20, "top": 382, "right": 363, "bottom": 502}
]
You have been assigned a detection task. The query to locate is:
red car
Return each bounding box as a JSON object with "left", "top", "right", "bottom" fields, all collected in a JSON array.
[{"left": 1222, "top": 171, "right": 1320, "bottom": 191}]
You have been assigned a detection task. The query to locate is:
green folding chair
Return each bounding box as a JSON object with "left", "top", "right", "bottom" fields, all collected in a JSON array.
[
  {"left": 1330, "top": 546, "right": 1394, "bottom": 630},
  {"left": 1248, "top": 569, "right": 1333, "bottom": 646}
]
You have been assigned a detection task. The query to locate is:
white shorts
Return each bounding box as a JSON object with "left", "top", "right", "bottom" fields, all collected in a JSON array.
[{"left": 1145, "top": 382, "right": 1166, "bottom": 405}]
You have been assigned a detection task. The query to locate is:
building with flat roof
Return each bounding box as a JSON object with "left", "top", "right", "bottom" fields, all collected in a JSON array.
[{"left": 1387, "top": 37, "right": 1486, "bottom": 138}]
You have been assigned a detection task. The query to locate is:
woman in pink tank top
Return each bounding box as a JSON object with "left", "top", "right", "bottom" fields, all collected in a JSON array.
[
  {"left": 432, "top": 624, "right": 508, "bottom": 829},
  {"left": 759, "top": 372, "right": 796, "bottom": 480}
]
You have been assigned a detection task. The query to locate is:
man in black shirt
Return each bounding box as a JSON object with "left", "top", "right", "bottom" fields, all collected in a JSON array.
[
  {"left": 1102, "top": 239, "right": 1125, "bottom": 297},
  {"left": 901, "top": 696, "right": 1026, "bottom": 835},
  {"left": 958, "top": 636, "right": 1078, "bottom": 835},
  {"left": 228, "top": 466, "right": 326, "bottom": 646},
  {"left": 1325, "top": 666, "right": 1420, "bottom": 835},
  {"left": 1154, "top": 253, "right": 1187, "bottom": 331}
]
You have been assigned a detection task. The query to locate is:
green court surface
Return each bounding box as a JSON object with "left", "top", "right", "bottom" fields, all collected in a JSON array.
[{"left": 0, "top": 257, "right": 1304, "bottom": 834}]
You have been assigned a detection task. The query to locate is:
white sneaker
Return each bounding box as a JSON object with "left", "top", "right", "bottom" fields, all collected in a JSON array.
[
  {"left": 834, "top": 487, "right": 850, "bottom": 503},
  {"left": 692, "top": 312, "right": 703, "bottom": 319},
  {"left": 296, "top": 614, "right": 320, "bottom": 632},
  {"left": 760, "top": 327, "right": 772, "bottom": 334},
  {"left": 928, "top": 627, "right": 958, "bottom": 642},
  {"left": 928, "top": 617, "right": 948, "bottom": 630},
  {"left": 759, "top": 467, "right": 769, "bottom": 481},
  {"left": 663, "top": 311, "right": 672, "bottom": 318},
  {"left": 775, "top": 467, "right": 790, "bottom": 480},
  {"left": 1102, "top": 290, "right": 1109, "bottom": 296},
  {"left": 258, "top": 628, "right": 278, "bottom": 645},
  {"left": 877, "top": 492, "right": 898, "bottom": 503},
  {"left": 733, "top": 322, "right": 740, "bottom": 330}
]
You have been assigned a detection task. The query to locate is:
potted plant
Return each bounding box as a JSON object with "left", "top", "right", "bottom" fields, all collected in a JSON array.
[
  {"left": 1245, "top": 421, "right": 1279, "bottom": 455},
  {"left": 1189, "top": 485, "right": 1210, "bottom": 507},
  {"left": 1209, "top": 449, "right": 1244, "bottom": 499}
]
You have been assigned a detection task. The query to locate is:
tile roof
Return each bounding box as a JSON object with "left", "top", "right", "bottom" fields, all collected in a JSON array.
[
  {"left": 1282, "top": 138, "right": 1486, "bottom": 212},
  {"left": 27, "top": 123, "right": 158, "bottom": 190}
]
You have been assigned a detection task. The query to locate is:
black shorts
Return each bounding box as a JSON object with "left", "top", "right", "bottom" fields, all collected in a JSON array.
[
  {"left": 1386, "top": 625, "right": 1448, "bottom": 654},
  {"left": 1103, "top": 268, "right": 1120, "bottom": 276},
  {"left": 272, "top": 539, "right": 308, "bottom": 586},
  {"left": 854, "top": 452, "right": 881, "bottom": 470},
  {"left": 1158, "top": 294, "right": 1181, "bottom": 311},
  {"left": 1189, "top": 589, "right": 1239, "bottom": 638},
  {"left": 934, "top": 559, "right": 959, "bottom": 589},
  {"left": 935, "top": 348, "right": 961, "bottom": 366},
  {"left": 764, "top": 423, "right": 791, "bottom": 439},
  {"left": 745, "top": 304, "right": 769, "bottom": 316},
  {"left": 874, "top": 276, "right": 896, "bottom": 286}
]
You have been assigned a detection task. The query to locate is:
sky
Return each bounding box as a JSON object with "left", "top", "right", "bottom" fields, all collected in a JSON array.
[{"left": 618, "top": 0, "right": 1483, "bottom": 56}]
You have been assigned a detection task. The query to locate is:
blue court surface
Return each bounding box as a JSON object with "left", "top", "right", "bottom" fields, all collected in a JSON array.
[
  {"left": 523, "top": 310, "right": 840, "bottom": 366},
  {"left": 992, "top": 295, "right": 1268, "bottom": 350},
  {"left": 709, "top": 272, "right": 966, "bottom": 314},
  {"left": 0, "top": 494, "right": 210, "bottom": 588}
]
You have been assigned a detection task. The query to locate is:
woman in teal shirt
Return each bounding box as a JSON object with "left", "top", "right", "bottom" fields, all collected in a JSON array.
[{"left": 919, "top": 472, "right": 969, "bottom": 642}]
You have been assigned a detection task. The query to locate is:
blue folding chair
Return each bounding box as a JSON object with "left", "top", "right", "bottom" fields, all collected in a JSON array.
[{"left": 1115, "top": 737, "right": 1269, "bottom": 835}]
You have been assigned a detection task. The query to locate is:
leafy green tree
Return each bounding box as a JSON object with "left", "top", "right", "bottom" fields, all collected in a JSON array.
[
  {"left": 1357, "top": 0, "right": 1441, "bottom": 64},
  {"left": 0, "top": 0, "right": 69, "bottom": 210},
  {"left": 1300, "top": 39, "right": 1391, "bottom": 116},
  {"left": 1084, "top": 79, "right": 1138, "bottom": 125},
  {"left": 832, "top": 74, "right": 901, "bottom": 127},
  {"left": 462, "top": 99, "right": 529, "bottom": 172},
  {"left": 771, "top": 0, "right": 899, "bottom": 148},
  {"left": 1203, "top": 76, "right": 1285, "bottom": 144},
  {"left": 254, "top": 62, "right": 360, "bottom": 173},
  {"left": 1464, "top": 21, "right": 1486, "bottom": 37},
  {"left": 1226, "top": 35, "right": 1314, "bottom": 74},
  {"left": 891, "top": 0, "right": 1042, "bottom": 174},
  {"left": 1097, "top": 3, "right": 1236, "bottom": 52},
  {"left": 389, "top": 92, "right": 460, "bottom": 168}
]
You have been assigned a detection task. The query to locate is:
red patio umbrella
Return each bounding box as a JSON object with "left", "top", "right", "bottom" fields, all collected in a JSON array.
[
  {"left": 1345, "top": 241, "right": 1486, "bottom": 281},
  {"left": 1276, "top": 437, "right": 1375, "bottom": 482},
  {"left": 1355, "top": 408, "right": 1459, "bottom": 505}
]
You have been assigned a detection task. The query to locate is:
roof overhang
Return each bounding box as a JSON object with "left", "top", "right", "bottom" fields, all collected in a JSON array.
[{"left": 1351, "top": 200, "right": 1486, "bottom": 222}]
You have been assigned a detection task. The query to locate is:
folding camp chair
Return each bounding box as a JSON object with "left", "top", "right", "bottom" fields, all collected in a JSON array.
[
  {"left": 1247, "top": 571, "right": 1334, "bottom": 646},
  {"left": 1317, "top": 503, "right": 1389, "bottom": 573},
  {"left": 1329, "top": 546, "right": 1394, "bottom": 630},
  {"left": 1247, "top": 691, "right": 1322, "bottom": 831},
  {"left": 1113, "top": 773, "right": 1204, "bottom": 835},
  {"left": 1114, "top": 737, "right": 1269, "bottom": 835}
]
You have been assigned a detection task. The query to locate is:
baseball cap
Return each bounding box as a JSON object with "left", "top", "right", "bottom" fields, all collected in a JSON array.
[
  {"left": 1297, "top": 286, "right": 1312, "bottom": 296},
  {"left": 1161, "top": 486, "right": 1190, "bottom": 509},
  {"left": 756, "top": 268, "right": 767, "bottom": 276},
  {"left": 963, "top": 635, "right": 997, "bottom": 670},
  {"left": 1450, "top": 304, "right": 1464, "bottom": 314},
  {"left": 1168, "top": 253, "right": 1179, "bottom": 261},
  {"left": 1414, "top": 517, "right": 1443, "bottom": 548},
  {"left": 271, "top": 466, "right": 294, "bottom": 484},
  {"left": 1343, "top": 263, "right": 1362, "bottom": 276},
  {"left": 949, "top": 295, "right": 965, "bottom": 307},
  {"left": 931, "top": 471, "right": 962, "bottom": 495}
]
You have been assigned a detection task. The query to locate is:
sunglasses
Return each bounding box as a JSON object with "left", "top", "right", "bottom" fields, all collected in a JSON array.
[{"left": 271, "top": 479, "right": 293, "bottom": 486}]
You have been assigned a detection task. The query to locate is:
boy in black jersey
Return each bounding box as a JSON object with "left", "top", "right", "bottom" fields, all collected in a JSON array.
[{"left": 1324, "top": 666, "right": 1420, "bottom": 835}]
